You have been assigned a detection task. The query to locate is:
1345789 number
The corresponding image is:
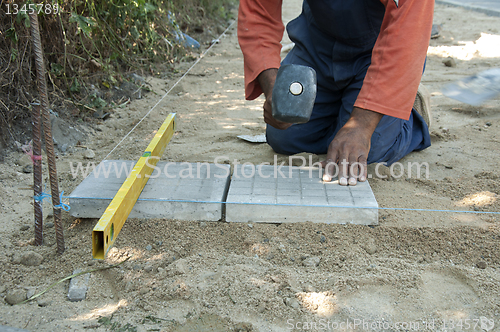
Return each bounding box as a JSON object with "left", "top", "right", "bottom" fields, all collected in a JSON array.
[{"left": 6, "top": 3, "right": 60, "bottom": 15}]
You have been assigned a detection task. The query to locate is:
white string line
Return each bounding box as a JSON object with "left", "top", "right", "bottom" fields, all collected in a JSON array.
[
  {"left": 102, "top": 20, "right": 237, "bottom": 161},
  {"left": 64, "top": 195, "right": 500, "bottom": 215}
]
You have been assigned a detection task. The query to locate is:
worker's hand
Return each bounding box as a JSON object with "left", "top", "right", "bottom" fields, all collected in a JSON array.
[
  {"left": 258, "top": 68, "right": 292, "bottom": 130},
  {"left": 321, "top": 107, "right": 383, "bottom": 186}
]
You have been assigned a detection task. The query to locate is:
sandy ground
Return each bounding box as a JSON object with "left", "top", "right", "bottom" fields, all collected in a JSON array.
[{"left": 0, "top": 2, "right": 499, "bottom": 332}]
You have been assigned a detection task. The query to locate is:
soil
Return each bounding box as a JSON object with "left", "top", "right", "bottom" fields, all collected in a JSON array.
[{"left": 0, "top": 3, "right": 499, "bottom": 332}]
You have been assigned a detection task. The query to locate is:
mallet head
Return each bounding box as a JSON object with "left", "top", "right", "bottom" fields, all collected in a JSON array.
[{"left": 272, "top": 64, "right": 317, "bottom": 124}]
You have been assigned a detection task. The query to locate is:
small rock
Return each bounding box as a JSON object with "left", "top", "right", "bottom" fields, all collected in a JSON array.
[
  {"left": 20, "top": 225, "right": 30, "bottom": 231},
  {"left": 26, "top": 288, "right": 36, "bottom": 299},
  {"left": 17, "top": 154, "right": 32, "bottom": 167},
  {"left": 20, "top": 251, "right": 44, "bottom": 266},
  {"left": 257, "top": 303, "right": 266, "bottom": 313},
  {"left": 156, "top": 241, "right": 163, "bottom": 246},
  {"left": 144, "top": 265, "right": 154, "bottom": 272},
  {"left": 83, "top": 149, "right": 95, "bottom": 159},
  {"left": 68, "top": 269, "right": 90, "bottom": 302},
  {"left": 174, "top": 258, "right": 189, "bottom": 274},
  {"left": 216, "top": 25, "right": 226, "bottom": 34},
  {"left": 199, "top": 222, "right": 207, "bottom": 228},
  {"left": 302, "top": 256, "right": 321, "bottom": 267},
  {"left": 0, "top": 284, "right": 6, "bottom": 294},
  {"left": 37, "top": 298, "right": 51, "bottom": 307},
  {"left": 362, "top": 239, "right": 378, "bottom": 255},
  {"left": 443, "top": 57, "right": 456, "bottom": 67},
  {"left": 247, "top": 223, "right": 253, "bottom": 228},
  {"left": 485, "top": 122, "right": 491, "bottom": 127},
  {"left": 23, "top": 164, "right": 33, "bottom": 174},
  {"left": 5, "top": 289, "right": 27, "bottom": 305},
  {"left": 284, "top": 297, "right": 300, "bottom": 309},
  {"left": 477, "top": 261, "right": 487, "bottom": 269},
  {"left": 320, "top": 235, "right": 326, "bottom": 243},
  {"left": 145, "top": 245, "right": 152, "bottom": 251},
  {"left": 45, "top": 222, "right": 54, "bottom": 228},
  {"left": 133, "top": 264, "right": 142, "bottom": 271}
]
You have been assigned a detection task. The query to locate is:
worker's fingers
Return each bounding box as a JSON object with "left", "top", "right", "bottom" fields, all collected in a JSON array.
[
  {"left": 348, "top": 154, "right": 358, "bottom": 186},
  {"left": 322, "top": 141, "right": 339, "bottom": 182},
  {"left": 338, "top": 155, "right": 349, "bottom": 186},
  {"left": 322, "top": 158, "right": 337, "bottom": 182},
  {"left": 358, "top": 155, "right": 368, "bottom": 182},
  {"left": 263, "top": 99, "right": 292, "bottom": 130}
]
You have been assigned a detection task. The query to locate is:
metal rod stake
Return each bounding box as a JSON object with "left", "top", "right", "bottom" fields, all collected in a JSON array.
[
  {"left": 32, "top": 102, "right": 43, "bottom": 246},
  {"left": 29, "top": 12, "right": 65, "bottom": 254}
]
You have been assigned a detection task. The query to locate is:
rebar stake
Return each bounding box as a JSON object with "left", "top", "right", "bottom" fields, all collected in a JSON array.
[
  {"left": 32, "top": 102, "right": 43, "bottom": 246},
  {"left": 29, "top": 12, "right": 65, "bottom": 254}
]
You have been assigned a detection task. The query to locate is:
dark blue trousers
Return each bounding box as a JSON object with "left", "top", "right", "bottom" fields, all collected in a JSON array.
[{"left": 266, "top": 0, "right": 431, "bottom": 165}]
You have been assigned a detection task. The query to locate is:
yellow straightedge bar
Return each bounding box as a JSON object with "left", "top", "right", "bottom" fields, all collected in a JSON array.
[{"left": 92, "top": 113, "right": 176, "bottom": 259}]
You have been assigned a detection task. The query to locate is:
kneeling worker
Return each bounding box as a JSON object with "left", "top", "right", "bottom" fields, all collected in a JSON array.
[{"left": 237, "top": 0, "right": 434, "bottom": 185}]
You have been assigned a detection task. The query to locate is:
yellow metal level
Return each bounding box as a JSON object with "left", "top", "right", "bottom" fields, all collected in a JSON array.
[{"left": 92, "top": 113, "right": 176, "bottom": 259}]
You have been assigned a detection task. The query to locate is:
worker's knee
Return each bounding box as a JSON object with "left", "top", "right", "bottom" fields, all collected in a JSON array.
[{"left": 266, "top": 125, "right": 296, "bottom": 155}]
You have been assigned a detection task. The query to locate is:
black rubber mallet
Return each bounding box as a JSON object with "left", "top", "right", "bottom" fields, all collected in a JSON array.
[{"left": 272, "top": 64, "right": 317, "bottom": 124}]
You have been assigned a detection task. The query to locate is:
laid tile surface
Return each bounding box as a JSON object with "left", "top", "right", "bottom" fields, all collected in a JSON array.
[
  {"left": 70, "top": 162, "right": 378, "bottom": 224},
  {"left": 225, "top": 165, "right": 378, "bottom": 225},
  {"left": 69, "top": 161, "right": 230, "bottom": 221}
]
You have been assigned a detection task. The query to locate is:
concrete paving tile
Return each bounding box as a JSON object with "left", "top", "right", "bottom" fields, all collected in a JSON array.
[
  {"left": 351, "top": 191, "right": 376, "bottom": 199},
  {"left": 277, "top": 180, "right": 300, "bottom": 188},
  {"left": 226, "top": 195, "right": 251, "bottom": 203},
  {"left": 277, "top": 196, "right": 299, "bottom": 204},
  {"left": 326, "top": 190, "right": 352, "bottom": 198},
  {"left": 71, "top": 162, "right": 378, "bottom": 224},
  {"left": 301, "top": 196, "right": 328, "bottom": 205},
  {"left": 251, "top": 196, "right": 277, "bottom": 204},
  {"left": 229, "top": 181, "right": 253, "bottom": 188},
  {"left": 226, "top": 165, "right": 378, "bottom": 224},
  {"left": 279, "top": 189, "right": 301, "bottom": 196},
  {"left": 436, "top": 0, "right": 500, "bottom": 16},
  {"left": 327, "top": 196, "right": 355, "bottom": 206},
  {"left": 69, "top": 161, "right": 231, "bottom": 221},
  {"left": 301, "top": 189, "right": 326, "bottom": 197},
  {"left": 252, "top": 187, "right": 276, "bottom": 195},
  {"left": 302, "top": 181, "right": 324, "bottom": 189}
]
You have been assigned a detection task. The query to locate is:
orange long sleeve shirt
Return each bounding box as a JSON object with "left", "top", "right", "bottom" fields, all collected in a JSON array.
[{"left": 237, "top": 0, "right": 434, "bottom": 120}]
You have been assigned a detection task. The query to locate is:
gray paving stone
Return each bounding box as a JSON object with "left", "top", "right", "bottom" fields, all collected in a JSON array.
[
  {"left": 69, "top": 161, "right": 231, "bottom": 221},
  {"left": 436, "top": 0, "right": 500, "bottom": 16},
  {"left": 226, "top": 165, "right": 378, "bottom": 225},
  {"left": 67, "top": 269, "right": 90, "bottom": 302}
]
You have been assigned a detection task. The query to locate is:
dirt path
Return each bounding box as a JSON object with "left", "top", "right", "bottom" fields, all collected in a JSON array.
[{"left": 0, "top": 3, "right": 499, "bottom": 332}]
